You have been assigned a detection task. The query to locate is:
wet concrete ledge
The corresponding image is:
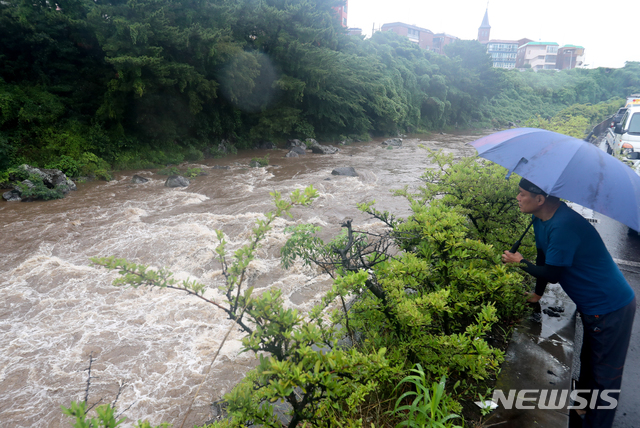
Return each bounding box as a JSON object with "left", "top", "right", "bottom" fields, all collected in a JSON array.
[{"left": 487, "top": 283, "right": 577, "bottom": 428}]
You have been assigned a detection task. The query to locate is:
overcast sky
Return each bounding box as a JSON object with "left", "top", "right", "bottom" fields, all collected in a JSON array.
[{"left": 347, "top": 0, "right": 640, "bottom": 69}]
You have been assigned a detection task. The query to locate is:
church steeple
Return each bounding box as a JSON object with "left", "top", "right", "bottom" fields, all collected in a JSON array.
[{"left": 478, "top": 7, "right": 491, "bottom": 43}]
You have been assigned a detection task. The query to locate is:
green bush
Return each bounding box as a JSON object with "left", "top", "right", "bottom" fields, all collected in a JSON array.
[
  {"left": 185, "top": 167, "right": 203, "bottom": 178},
  {"left": 278, "top": 149, "right": 532, "bottom": 422},
  {"left": 46, "top": 155, "right": 81, "bottom": 178},
  {"left": 249, "top": 155, "right": 269, "bottom": 167},
  {"left": 185, "top": 146, "right": 204, "bottom": 162},
  {"left": 15, "top": 175, "right": 65, "bottom": 200}
]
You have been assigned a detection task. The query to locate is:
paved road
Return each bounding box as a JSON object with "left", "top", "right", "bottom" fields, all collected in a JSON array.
[{"left": 591, "top": 213, "right": 640, "bottom": 428}]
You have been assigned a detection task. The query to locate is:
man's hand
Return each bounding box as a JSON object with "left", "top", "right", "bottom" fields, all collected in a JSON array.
[
  {"left": 526, "top": 292, "right": 542, "bottom": 303},
  {"left": 502, "top": 250, "right": 523, "bottom": 264}
]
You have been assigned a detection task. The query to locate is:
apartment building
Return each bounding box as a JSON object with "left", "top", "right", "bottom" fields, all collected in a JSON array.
[
  {"left": 486, "top": 40, "right": 518, "bottom": 68},
  {"left": 485, "top": 38, "right": 532, "bottom": 68},
  {"left": 333, "top": 1, "right": 348, "bottom": 28},
  {"left": 432, "top": 33, "right": 458, "bottom": 54},
  {"left": 516, "top": 42, "right": 560, "bottom": 70},
  {"left": 380, "top": 22, "right": 434, "bottom": 51},
  {"left": 556, "top": 45, "right": 585, "bottom": 69}
]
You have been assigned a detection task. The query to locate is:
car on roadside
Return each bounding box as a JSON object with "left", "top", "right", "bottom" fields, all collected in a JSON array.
[
  {"left": 611, "top": 107, "right": 628, "bottom": 128},
  {"left": 626, "top": 94, "right": 640, "bottom": 108},
  {"left": 610, "top": 105, "right": 640, "bottom": 156}
]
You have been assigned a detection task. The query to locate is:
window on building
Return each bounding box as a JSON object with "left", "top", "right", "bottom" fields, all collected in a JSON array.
[
  {"left": 547, "top": 46, "right": 558, "bottom": 53},
  {"left": 343, "top": 17, "right": 347, "bottom": 26},
  {"left": 545, "top": 55, "right": 556, "bottom": 63}
]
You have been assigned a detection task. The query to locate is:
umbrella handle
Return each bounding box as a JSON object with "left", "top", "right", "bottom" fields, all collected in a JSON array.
[
  {"left": 509, "top": 218, "right": 535, "bottom": 254},
  {"left": 509, "top": 240, "right": 522, "bottom": 253}
]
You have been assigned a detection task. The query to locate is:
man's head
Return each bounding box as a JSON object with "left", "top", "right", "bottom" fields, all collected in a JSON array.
[
  {"left": 517, "top": 178, "right": 560, "bottom": 216},
  {"left": 518, "top": 178, "right": 547, "bottom": 197}
]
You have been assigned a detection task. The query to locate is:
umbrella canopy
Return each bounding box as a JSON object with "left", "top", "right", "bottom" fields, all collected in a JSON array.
[{"left": 469, "top": 127, "right": 640, "bottom": 231}]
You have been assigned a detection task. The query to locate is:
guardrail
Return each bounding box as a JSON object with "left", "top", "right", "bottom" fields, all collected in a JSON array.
[{"left": 585, "top": 116, "right": 614, "bottom": 143}]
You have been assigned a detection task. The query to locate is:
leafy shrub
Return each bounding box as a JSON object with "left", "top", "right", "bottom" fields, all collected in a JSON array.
[
  {"left": 185, "top": 167, "right": 203, "bottom": 178},
  {"left": 279, "top": 149, "right": 531, "bottom": 419},
  {"left": 15, "top": 175, "right": 65, "bottom": 200},
  {"left": 46, "top": 155, "right": 81, "bottom": 178},
  {"left": 401, "top": 149, "right": 536, "bottom": 259},
  {"left": 185, "top": 146, "right": 204, "bottom": 162},
  {"left": 93, "top": 169, "right": 112, "bottom": 181},
  {"left": 4, "top": 166, "right": 30, "bottom": 183},
  {"left": 249, "top": 155, "right": 269, "bottom": 167}
]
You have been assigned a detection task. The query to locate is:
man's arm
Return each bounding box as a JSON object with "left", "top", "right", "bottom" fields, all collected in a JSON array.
[{"left": 502, "top": 248, "right": 563, "bottom": 301}]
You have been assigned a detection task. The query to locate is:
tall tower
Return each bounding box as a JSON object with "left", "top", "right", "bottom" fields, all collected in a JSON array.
[{"left": 478, "top": 7, "right": 491, "bottom": 42}]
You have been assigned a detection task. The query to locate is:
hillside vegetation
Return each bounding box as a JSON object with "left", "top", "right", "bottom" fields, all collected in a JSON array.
[{"left": 1, "top": 0, "right": 639, "bottom": 177}]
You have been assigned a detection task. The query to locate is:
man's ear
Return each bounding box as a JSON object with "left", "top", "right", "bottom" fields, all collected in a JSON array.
[{"left": 536, "top": 194, "right": 546, "bottom": 205}]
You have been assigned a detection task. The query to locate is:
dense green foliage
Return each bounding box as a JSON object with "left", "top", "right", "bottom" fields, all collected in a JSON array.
[
  {"left": 14, "top": 174, "right": 66, "bottom": 200},
  {"left": 87, "top": 152, "right": 535, "bottom": 427},
  {"left": 522, "top": 97, "right": 623, "bottom": 138},
  {"left": 2, "top": 0, "right": 639, "bottom": 175}
]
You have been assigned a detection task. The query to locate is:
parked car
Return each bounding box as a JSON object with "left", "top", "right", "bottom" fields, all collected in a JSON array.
[
  {"left": 611, "top": 107, "right": 628, "bottom": 128},
  {"left": 626, "top": 94, "right": 640, "bottom": 108},
  {"left": 610, "top": 105, "right": 640, "bottom": 155}
]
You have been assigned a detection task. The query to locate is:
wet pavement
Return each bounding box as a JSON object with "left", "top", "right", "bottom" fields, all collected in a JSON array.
[
  {"left": 593, "top": 213, "right": 640, "bottom": 428},
  {"left": 487, "top": 209, "right": 640, "bottom": 428}
]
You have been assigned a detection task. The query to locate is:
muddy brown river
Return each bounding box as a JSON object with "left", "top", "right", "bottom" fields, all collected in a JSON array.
[{"left": 0, "top": 133, "right": 482, "bottom": 427}]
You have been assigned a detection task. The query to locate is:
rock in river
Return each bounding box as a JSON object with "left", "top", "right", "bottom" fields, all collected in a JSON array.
[{"left": 165, "top": 175, "right": 190, "bottom": 187}]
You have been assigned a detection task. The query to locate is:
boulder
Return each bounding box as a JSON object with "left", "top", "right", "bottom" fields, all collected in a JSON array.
[
  {"left": 290, "top": 146, "right": 306, "bottom": 155},
  {"left": 211, "top": 165, "right": 230, "bottom": 170},
  {"left": 331, "top": 167, "right": 358, "bottom": 177},
  {"left": 382, "top": 138, "right": 402, "bottom": 147},
  {"left": 2, "top": 189, "right": 21, "bottom": 202},
  {"left": 285, "top": 151, "right": 299, "bottom": 158},
  {"left": 19, "top": 164, "right": 77, "bottom": 192},
  {"left": 132, "top": 175, "right": 149, "bottom": 184},
  {"left": 287, "top": 139, "right": 305, "bottom": 149},
  {"left": 165, "top": 175, "right": 190, "bottom": 187},
  {"left": 255, "top": 140, "right": 276, "bottom": 150},
  {"left": 311, "top": 144, "right": 339, "bottom": 155},
  {"left": 20, "top": 179, "right": 35, "bottom": 189}
]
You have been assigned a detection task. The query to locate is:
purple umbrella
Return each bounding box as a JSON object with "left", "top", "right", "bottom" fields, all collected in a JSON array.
[{"left": 469, "top": 128, "right": 640, "bottom": 231}]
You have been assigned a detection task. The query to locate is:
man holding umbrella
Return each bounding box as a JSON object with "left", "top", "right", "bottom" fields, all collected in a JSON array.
[
  {"left": 501, "top": 178, "right": 635, "bottom": 427},
  {"left": 469, "top": 128, "right": 640, "bottom": 427}
]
